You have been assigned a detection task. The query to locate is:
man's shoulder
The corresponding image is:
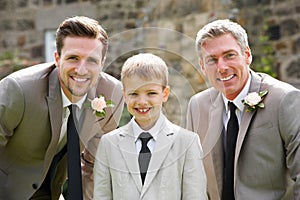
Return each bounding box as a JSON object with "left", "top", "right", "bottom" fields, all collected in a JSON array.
[
  {"left": 0, "top": 62, "right": 56, "bottom": 89},
  {"left": 99, "top": 72, "right": 121, "bottom": 86},
  {"left": 5, "top": 62, "right": 55, "bottom": 81},
  {"left": 189, "top": 87, "right": 219, "bottom": 103},
  {"left": 258, "top": 72, "right": 299, "bottom": 93}
]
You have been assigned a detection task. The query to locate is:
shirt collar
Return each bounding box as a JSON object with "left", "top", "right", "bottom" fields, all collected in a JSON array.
[
  {"left": 132, "top": 112, "right": 164, "bottom": 142},
  {"left": 223, "top": 72, "right": 251, "bottom": 112},
  {"left": 61, "top": 88, "right": 87, "bottom": 109}
]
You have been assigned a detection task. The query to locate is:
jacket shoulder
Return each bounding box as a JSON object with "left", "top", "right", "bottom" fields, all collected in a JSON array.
[
  {"left": 167, "top": 119, "right": 198, "bottom": 140},
  {"left": 189, "top": 87, "right": 219, "bottom": 102},
  {"left": 259, "top": 72, "right": 299, "bottom": 92},
  {"left": 99, "top": 72, "right": 122, "bottom": 87},
  {"left": 3, "top": 63, "right": 56, "bottom": 85}
]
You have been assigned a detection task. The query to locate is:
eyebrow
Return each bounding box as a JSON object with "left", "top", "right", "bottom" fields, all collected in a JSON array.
[{"left": 205, "top": 49, "right": 237, "bottom": 58}]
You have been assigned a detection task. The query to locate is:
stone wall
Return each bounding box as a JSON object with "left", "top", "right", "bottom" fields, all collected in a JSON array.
[{"left": 0, "top": 0, "right": 299, "bottom": 126}]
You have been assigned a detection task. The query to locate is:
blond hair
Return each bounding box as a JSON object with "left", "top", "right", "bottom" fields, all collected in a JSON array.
[{"left": 121, "top": 53, "right": 168, "bottom": 87}]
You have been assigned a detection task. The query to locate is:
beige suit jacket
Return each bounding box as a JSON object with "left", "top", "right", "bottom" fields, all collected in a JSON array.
[
  {"left": 186, "top": 71, "right": 300, "bottom": 200},
  {"left": 0, "top": 63, "right": 124, "bottom": 200},
  {"left": 94, "top": 115, "right": 207, "bottom": 200}
]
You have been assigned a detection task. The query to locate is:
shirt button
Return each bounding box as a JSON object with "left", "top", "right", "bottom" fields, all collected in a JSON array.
[{"left": 32, "top": 183, "right": 39, "bottom": 189}]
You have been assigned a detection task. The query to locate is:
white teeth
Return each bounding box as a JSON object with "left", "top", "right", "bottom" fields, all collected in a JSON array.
[
  {"left": 73, "top": 77, "right": 87, "bottom": 82},
  {"left": 219, "top": 74, "right": 234, "bottom": 81},
  {"left": 138, "top": 108, "right": 149, "bottom": 113}
]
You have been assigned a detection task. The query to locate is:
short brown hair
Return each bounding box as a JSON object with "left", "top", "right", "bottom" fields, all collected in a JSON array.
[{"left": 56, "top": 16, "right": 108, "bottom": 61}]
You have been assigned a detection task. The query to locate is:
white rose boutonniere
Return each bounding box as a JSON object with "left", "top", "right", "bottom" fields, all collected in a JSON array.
[
  {"left": 89, "top": 95, "right": 114, "bottom": 117},
  {"left": 242, "top": 90, "right": 268, "bottom": 112}
]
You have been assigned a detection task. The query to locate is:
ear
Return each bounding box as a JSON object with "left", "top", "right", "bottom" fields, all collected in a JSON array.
[
  {"left": 122, "top": 88, "right": 126, "bottom": 100},
  {"left": 54, "top": 51, "right": 60, "bottom": 67},
  {"left": 100, "top": 57, "right": 105, "bottom": 71},
  {"left": 245, "top": 46, "right": 252, "bottom": 65},
  {"left": 162, "top": 86, "right": 170, "bottom": 102},
  {"left": 199, "top": 59, "right": 207, "bottom": 77}
]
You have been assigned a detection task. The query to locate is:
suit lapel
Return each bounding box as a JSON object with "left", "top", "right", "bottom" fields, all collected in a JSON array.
[
  {"left": 118, "top": 124, "right": 143, "bottom": 193},
  {"left": 77, "top": 83, "right": 98, "bottom": 149},
  {"left": 140, "top": 118, "right": 176, "bottom": 197},
  {"left": 202, "top": 93, "right": 224, "bottom": 158},
  {"left": 234, "top": 71, "right": 263, "bottom": 183},
  {"left": 204, "top": 93, "right": 225, "bottom": 194},
  {"left": 45, "top": 66, "right": 63, "bottom": 172},
  {"left": 79, "top": 74, "right": 114, "bottom": 148}
]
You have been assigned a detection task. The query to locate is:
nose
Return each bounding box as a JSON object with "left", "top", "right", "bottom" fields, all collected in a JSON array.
[
  {"left": 137, "top": 94, "right": 148, "bottom": 104},
  {"left": 216, "top": 58, "right": 228, "bottom": 73},
  {"left": 75, "top": 61, "right": 88, "bottom": 75}
]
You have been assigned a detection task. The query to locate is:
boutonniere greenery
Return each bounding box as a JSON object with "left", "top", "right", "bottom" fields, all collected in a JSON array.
[
  {"left": 86, "top": 94, "right": 114, "bottom": 117},
  {"left": 242, "top": 90, "right": 268, "bottom": 112}
]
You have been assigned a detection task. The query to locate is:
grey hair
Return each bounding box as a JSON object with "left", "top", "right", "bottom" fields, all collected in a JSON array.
[{"left": 195, "top": 19, "right": 249, "bottom": 58}]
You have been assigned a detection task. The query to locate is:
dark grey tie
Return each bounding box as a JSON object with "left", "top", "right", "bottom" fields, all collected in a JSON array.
[
  {"left": 67, "top": 105, "right": 83, "bottom": 200},
  {"left": 138, "top": 132, "right": 152, "bottom": 185},
  {"left": 222, "top": 102, "right": 239, "bottom": 200}
]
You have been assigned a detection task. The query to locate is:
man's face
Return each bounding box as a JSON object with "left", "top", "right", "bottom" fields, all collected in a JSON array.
[
  {"left": 200, "top": 33, "right": 252, "bottom": 100},
  {"left": 55, "top": 37, "right": 104, "bottom": 102}
]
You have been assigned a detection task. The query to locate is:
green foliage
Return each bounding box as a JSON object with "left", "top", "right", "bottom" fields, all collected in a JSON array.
[
  {"left": 252, "top": 26, "right": 277, "bottom": 78},
  {"left": 119, "top": 105, "right": 132, "bottom": 127},
  {"left": 0, "top": 50, "right": 24, "bottom": 72}
]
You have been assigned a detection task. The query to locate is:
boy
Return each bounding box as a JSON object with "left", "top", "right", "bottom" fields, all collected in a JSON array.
[{"left": 93, "top": 53, "right": 207, "bottom": 199}]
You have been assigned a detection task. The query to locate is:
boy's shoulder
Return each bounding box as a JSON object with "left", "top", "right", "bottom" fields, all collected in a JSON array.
[
  {"left": 160, "top": 119, "right": 201, "bottom": 153},
  {"left": 164, "top": 118, "right": 198, "bottom": 139},
  {"left": 101, "top": 122, "right": 132, "bottom": 139}
]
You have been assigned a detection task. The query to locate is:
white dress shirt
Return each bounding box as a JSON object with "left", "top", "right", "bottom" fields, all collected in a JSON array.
[
  {"left": 222, "top": 73, "right": 252, "bottom": 129},
  {"left": 132, "top": 113, "right": 165, "bottom": 153},
  {"left": 57, "top": 89, "right": 87, "bottom": 151}
]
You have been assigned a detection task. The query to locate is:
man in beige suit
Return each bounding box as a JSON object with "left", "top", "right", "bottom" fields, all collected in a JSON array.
[
  {"left": 94, "top": 53, "right": 207, "bottom": 200},
  {"left": 186, "top": 19, "right": 300, "bottom": 199},
  {"left": 0, "top": 16, "right": 123, "bottom": 199}
]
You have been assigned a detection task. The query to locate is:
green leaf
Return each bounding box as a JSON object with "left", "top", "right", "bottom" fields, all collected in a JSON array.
[
  {"left": 95, "top": 110, "right": 106, "bottom": 117},
  {"left": 106, "top": 100, "right": 114, "bottom": 105},
  {"left": 106, "top": 103, "right": 114, "bottom": 108},
  {"left": 257, "top": 102, "right": 264, "bottom": 108},
  {"left": 259, "top": 90, "right": 268, "bottom": 97}
]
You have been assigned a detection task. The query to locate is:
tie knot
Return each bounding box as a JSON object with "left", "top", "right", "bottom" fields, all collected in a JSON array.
[
  {"left": 228, "top": 102, "right": 236, "bottom": 112},
  {"left": 139, "top": 132, "right": 152, "bottom": 144},
  {"left": 68, "top": 104, "right": 76, "bottom": 114}
]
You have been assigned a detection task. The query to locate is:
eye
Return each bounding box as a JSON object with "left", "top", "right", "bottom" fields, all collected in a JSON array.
[
  {"left": 67, "top": 56, "right": 78, "bottom": 61},
  {"left": 148, "top": 91, "right": 158, "bottom": 96},
  {"left": 225, "top": 52, "right": 237, "bottom": 59},
  {"left": 128, "top": 92, "right": 137, "bottom": 96},
  {"left": 87, "top": 57, "right": 99, "bottom": 64},
  {"left": 206, "top": 57, "right": 217, "bottom": 65}
]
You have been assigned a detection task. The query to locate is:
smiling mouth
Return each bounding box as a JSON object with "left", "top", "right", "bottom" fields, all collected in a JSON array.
[
  {"left": 71, "top": 76, "right": 89, "bottom": 83},
  {"left": 135, "top": 108, "right": 151, "bottom": 113},
  {"left": 218, "top": 74, "right": 234, "bottom": 81}
]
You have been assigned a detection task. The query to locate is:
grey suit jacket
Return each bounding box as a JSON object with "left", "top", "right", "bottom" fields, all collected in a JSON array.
[
  {"left": 93, "top": 115, "right": 207, "bottom": 200},
  {"left": 186, "top": 71, "right": 300, "bottom": 200},
  {"left": 0, "top": 63, "right": 124, "bottom": 200}
]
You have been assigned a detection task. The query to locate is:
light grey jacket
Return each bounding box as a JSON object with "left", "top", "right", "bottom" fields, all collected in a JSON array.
[
  {"left": 94, "top": 115, "right": 207, "bottom": 200},
  {"left": 186, "top": 71, "right": 300, "bottom": 200}
]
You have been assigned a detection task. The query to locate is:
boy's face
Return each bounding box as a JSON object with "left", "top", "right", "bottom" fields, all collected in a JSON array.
[{"left": 123, "top": 75, "right": 170, "bottom": 130}]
